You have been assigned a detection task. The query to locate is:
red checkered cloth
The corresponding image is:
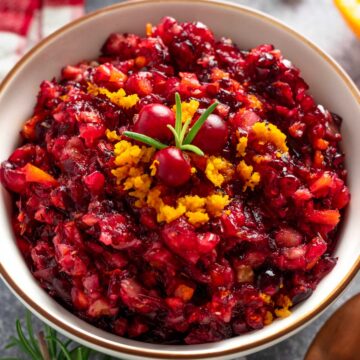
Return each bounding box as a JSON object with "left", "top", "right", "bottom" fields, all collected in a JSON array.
[{"left": 0, "top": 0, "right": 84, "bottom": 80}]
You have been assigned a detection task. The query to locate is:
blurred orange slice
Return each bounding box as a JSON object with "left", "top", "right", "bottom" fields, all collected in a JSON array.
[{"left": 334, "top": 0, "right": 360, "bottom": 38}]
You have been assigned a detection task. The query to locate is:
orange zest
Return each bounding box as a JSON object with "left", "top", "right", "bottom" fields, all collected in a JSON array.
[
  {"left": 146, "top": 23, "right": 153, "bottom": 37},
  {"left": 22, "top": 115, "right": 43, "bottom": 140},
  {"left": 22, "top": 163, "right": 58, "bottom": 186}
]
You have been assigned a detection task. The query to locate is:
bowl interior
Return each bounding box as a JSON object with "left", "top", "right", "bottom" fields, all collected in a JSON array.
[{"left": 0, "top": 1, "right": 359, "bottom": 359}]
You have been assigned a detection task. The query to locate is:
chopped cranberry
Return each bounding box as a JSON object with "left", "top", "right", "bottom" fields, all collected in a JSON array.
[
  {"left": 113, "top": 318, "right": 128, "bottom": 336},
  {"left": 101, "top": 33, "right": 140, "bottom": 59},
  {"left": 232, "top": 319, "right": 249, "bottom": 335},
  {"left": 120, "top": 278, "right": 162, "bottom": 314},
  {"left": 162, "top": 217, "right": 219, "bottom": 263},
  {"left": 230, "top": 109, "right": 261, "bottom": 132},
  {"left": 98, "top": 214, "right": 140, "bottom": 250},
  {"left": 128, "top": 317, "right": 149, "bottom": 338},
  {"left": 84, "top": 171, "right": 105, "bottom": 193},
  {"left": 126, "top": 71, "right": 153, "bottom": 96},
  {"left": 257, "top": 267, "right": 283, "bottom": 296},
  {"left": 275, "top": 226, "right": 303, "bottom": 248},
  {"left": 209, "top": 261, "right": 234, "bottom": 288}
]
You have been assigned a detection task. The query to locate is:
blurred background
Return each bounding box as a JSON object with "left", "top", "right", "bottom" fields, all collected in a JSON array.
[{"left": 0, "top": 0, "right": 359, "bottom": 359}]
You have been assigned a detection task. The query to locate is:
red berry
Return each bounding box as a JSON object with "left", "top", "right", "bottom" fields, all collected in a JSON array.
[
  {"left": 153, "top": 147, "right": 191, "bottom": 187},
  {"left": 84, "top": 171, "right": 105, "bottom": 193},
  {"left": 126, "top": 71, "right": 153, "bottom": 96},
  {"left": 0, "top": 163, "right": 26, "bottom": 193},
  {"left": 275, "top": 226, "right": 303, "bottom": 248},
  {"left": 79, "top": 123, "right": 106, "bottom": 147},
  {"left": 133, "top": 103, "right": 175, "bottom": 142},
  {"left": 192, "top": 114, "right": 228, "bottom": 154},
  {"left": 61, "top": 65, "right": 83, "bottom": 81},
  {"left": 230, "top": 109, "right": 260, "bottom": 132}
]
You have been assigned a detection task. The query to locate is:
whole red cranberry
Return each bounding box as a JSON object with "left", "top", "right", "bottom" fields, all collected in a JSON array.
[
  {"left": 192, "top": 114, "right": 228, "bottom": 154},
  {"left": 153, "top": 147, "right": 191, "bottom": 187},
  {"left": 133, "top": 103, "right": 175, "bottom": 142}
]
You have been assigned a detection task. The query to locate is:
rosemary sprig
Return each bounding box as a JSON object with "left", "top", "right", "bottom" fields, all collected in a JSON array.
[
  {"left": 121, "top": 131, "right": 167, "bottom": 150},
  {"left": 174, "top": 92, "right": 183, "bottom": 139},
  {"left": 0, "top": 311, "right": 114, "bottom": 360},
  {"left": 123, "top": 92, "right": 218, "bottom": 156}
]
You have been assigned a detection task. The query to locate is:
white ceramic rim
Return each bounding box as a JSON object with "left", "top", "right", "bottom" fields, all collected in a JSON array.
[{"left": 0, "top": 0, "right": 359, "bottom": 359}]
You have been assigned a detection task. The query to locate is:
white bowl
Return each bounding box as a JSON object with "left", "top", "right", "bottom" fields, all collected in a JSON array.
[{"left": 0, "top": 1, "right": 359, "bottom": 359}]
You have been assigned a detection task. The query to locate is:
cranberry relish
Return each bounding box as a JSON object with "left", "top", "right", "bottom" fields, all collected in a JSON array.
[{"left": 1, "top": 17, "right": 350, "bottom": 344}]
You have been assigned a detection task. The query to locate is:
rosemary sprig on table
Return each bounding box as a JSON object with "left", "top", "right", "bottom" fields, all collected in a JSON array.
[
  {"left": 124, "top": 92, "right": 218, "bottom": 156},
  {"left": 1, "top": 311, "right": 113, "bottom": 360}
]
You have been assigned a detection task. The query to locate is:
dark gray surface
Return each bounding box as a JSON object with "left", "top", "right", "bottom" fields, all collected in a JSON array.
[{"left": 1, "top": 0, "right": 359, "bottom": 359}]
